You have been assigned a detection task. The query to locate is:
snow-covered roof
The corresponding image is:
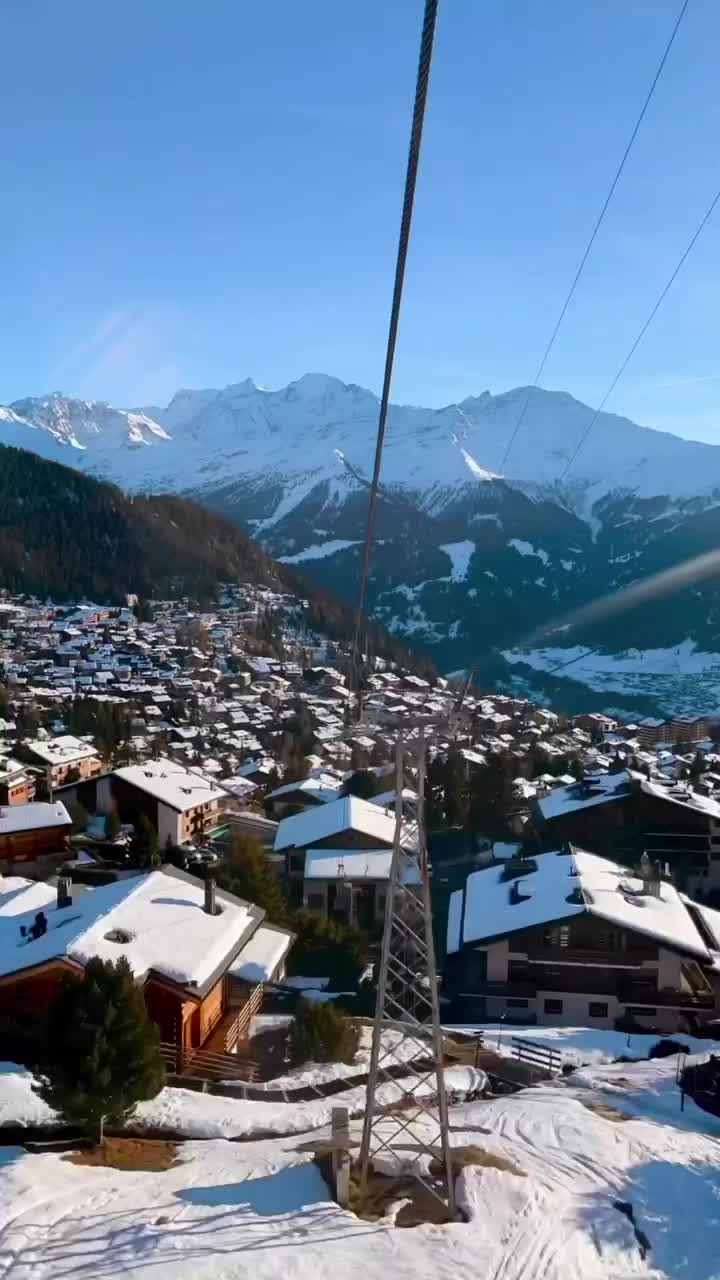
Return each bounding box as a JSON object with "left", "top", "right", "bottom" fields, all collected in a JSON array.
[
  {"left": 0, "top": 757, "right": 29, "bottom": 782},
  {"left": 305, "top": 847, "right": 420, "bottom": 884},
  {"left": 305, "top": 848, "right": 392, "bottom": 881},
  {"left": 274, "top": 794, "right": 396, "bottom": 852},
  {"left": 448, "top": 847, "right": 712, "bottom": 961},
  {"left": 640, "top": 777, "right": 720, "bottom": 821},
  {"left": 369, "top": 787, "right": 418, "bottom": 810},
  {"left": 267, "top": 774, "right": 341, "bottom": 804},
  {"left": 26, "top": 735, "right": 99, "bottom": 766},
  {"left": 227, "top": 923, "right": 293, "bottom": 983},
  {"left": 0, "top": 876, "right": 56, "bottom": 916},
  {"left": 0, "top": 801, "right": 71, "bottom": 835},
  {"left": 113, "top": 758, "right": 226, "bottom": 812},
  {"left": 536, "top": 771, "right": 633, "bottom": 820},
  {"left": 218, "top": 775, "right": 258, "bottom": 799},
  {"left": 0, "top": 867, "right": 263, "bottom": 989}
]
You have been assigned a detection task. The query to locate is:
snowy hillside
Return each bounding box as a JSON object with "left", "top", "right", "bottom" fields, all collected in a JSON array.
[{"left": 6, "top": 375, "right": 720, "bottom": 710}]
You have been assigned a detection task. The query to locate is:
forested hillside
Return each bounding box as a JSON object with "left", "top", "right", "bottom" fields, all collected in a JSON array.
[{"left": 0, "top": 444, "right": 435, "bottom": 677}]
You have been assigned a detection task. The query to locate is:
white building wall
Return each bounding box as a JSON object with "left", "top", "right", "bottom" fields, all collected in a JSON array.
[{"left": 157, "top": 803, "right": 181, "bottom": 849}]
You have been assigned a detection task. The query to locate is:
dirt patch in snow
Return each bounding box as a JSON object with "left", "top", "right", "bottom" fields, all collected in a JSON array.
[
  {"left": 440, "top": 1145, "right": 525, "bottom": 1175},
  {"left": 583, "top": 1101, "right": 630, "bottom": 1123},
  {"left": 65, "top": 1136, "right": 178, "bottom": 1172}
]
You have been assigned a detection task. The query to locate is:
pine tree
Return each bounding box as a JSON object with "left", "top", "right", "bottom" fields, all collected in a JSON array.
[
  {"left": 341, "top": 769, "right": 377, "bottom": 800},
  {"left": 217, "top": 834, "right": 288, "bottom": 921},
  {"left": 467, "top": 752, "right": 512, "bottom": 837},
  {"left": 292, "top": 998, "right": 358, "bottom": 1064},
  {"left": 106, "top": 811, "right": 122, "bottom": 841},
  {"left": 35, "top": 956, "right": 165, "bottom": 1141},
  {"left": 444, "top": 746, "right": 468, "bottom": 827},
  {"left": 128, "top": 814, "right": 159, "bottom": 868}
]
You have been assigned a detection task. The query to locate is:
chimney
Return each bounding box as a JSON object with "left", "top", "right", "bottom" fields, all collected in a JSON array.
[
  {"left": 57, "top": 876, "right": 72, "bottom": 909},
  {"left": 648, "top": 860, "right": 663, "bottom": 899},
  {"left": 204, "top": 876, "right": 217, "bottom": 916},
  {"left": 639, "top": 851, "right": 651, "bottom": 892}
]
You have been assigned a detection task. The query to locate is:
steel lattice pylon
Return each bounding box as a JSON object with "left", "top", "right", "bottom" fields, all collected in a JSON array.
[{"left": 358, "top": 726, "right": 456, "bottom": 1218}]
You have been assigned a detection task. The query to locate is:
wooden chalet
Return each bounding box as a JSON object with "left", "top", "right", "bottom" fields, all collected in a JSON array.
[{"left": 0, "top": 866, "right": 293, "bottom": 1073}]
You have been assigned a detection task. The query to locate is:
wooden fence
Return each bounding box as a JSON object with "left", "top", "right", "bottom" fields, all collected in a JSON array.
[
  {"left": 510, "top": 1036, "right": 562, "bottom": 1076},
  {"left": 160, "top": 1041, "right": 258, "bottom": 1083}
]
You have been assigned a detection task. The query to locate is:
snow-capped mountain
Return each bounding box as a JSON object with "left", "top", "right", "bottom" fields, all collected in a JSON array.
[{"left": 5, "top": 374, "right": 720, "bottom": 714}]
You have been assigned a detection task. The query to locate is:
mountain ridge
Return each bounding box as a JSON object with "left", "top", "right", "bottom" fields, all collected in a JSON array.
[{"left": 4, "top": 375, "right": 720, "bottom": 711}]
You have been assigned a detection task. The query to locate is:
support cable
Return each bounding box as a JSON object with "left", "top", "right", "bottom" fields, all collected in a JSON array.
[
  {"left": 561, "top": 181, "right": 720, "bottom": 478},
  {"left": 500, "top": 0, "right": 689, "bottom": 472},
  {"left": 351, "top": 0, "right": 440, "bottom": 689}
]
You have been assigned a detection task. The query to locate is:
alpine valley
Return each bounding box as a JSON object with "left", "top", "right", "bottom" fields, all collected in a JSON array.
[{"left": 5, "top": 373, "right": 720, "bottom": 718}]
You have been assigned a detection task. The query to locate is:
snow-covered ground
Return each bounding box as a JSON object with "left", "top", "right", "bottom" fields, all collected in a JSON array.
[
  {"left": 502, "top": 641, "right": 720, "bottom": 717},
  {"left": 1, "top": 1053, "right": 719, "bottom": 1279},
  {"left": 445, "top": 1023, "right": 720, "bottom": 1067}
]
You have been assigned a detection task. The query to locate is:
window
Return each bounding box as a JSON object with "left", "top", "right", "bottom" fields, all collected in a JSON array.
[
  {"left": 588, "top": 1002, "right": 609, "bottom": 1018},
  {"left": 625, "top": 1006, "right": 657, "bottom": 1018},
  {"left": 506, "top": 998, "right": 529, "bottom": 1009},
  {"left": 306, "top": 892, "right": 325, "bottom": 910},
  {"left": 544, "top": 998, "right": 563, "bottom": 1015}
]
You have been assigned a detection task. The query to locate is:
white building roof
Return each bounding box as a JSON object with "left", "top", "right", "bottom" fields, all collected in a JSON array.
[
  {"left": 267, "top": 774, "right": 341, "bottom": 804},
  {"left": 227, "top": 923, "right": 293, "bottom": 983},
  {"left": 274, "top": 794, "right": 396, "bottom": 852},
  {"left": 0, "top": 802, "right": 71, "bottom": 835},
  {"left": 26, "top": 735, "right": 99, "bottom": 767},
  {"left": 536, "top": 771, "right": 633, "bottom": 820},
  {"left": 448, "top": 846, "right": 711, "bottom": 961},
  {"left": 113, "top": 758, "right": 226, "bottom": 813},
  {"left": 0, "top": 868, "right": 259, "bottom": 988}
]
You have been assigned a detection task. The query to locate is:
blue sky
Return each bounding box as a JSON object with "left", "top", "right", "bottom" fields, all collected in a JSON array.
[{"left": 3, "top": 0, "right": 720, "bottom": 441}]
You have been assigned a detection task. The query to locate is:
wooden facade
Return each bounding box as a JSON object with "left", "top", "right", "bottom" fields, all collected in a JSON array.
[
  {"left": 0, "top": 959, "right": 236, "bottom": 1060},
  {"left": 0, "top": 822, "right": 71, "bottom": 865}
]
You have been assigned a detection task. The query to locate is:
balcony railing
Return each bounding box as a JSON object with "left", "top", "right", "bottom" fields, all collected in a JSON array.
[{"left": 455, "top": 978, "right": 715, "bottom": 1009}]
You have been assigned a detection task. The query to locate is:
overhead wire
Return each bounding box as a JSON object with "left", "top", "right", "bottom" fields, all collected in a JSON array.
[
  {"left": 499, "top": 0, "right": 690, "bottom": 474},
  {"left": 351, "top": 0, "right": 439, "bottom": 690},
  {"left": 560, "top": 181, "right": 720, "bottom": 478}
]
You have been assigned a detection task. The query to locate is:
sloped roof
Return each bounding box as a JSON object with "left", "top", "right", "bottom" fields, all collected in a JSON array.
[
  {"left": 0, "top": 866, "right": 263, "bottom": 993},
  {"left": 447, "top": 847, "right": 710, "bottom": 961},
  {"left": 113, "top": 758, "right": 225, "bottom": 812},
  {"left": 274, "top": 794, "right": 396, "bottom": 852}
]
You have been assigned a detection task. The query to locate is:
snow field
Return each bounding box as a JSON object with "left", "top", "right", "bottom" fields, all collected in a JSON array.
[{"left": 1, "top": 1055, "right": 720, "bottom": 1278}]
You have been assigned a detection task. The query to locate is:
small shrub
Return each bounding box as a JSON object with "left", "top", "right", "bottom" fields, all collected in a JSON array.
[{"left": 292, "top": 998, "right": 359, "bottom": 1064}]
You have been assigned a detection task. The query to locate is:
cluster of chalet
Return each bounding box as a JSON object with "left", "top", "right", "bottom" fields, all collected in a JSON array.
[{"left": 3, "top": 585, "right": 720, "bottom": 1036}]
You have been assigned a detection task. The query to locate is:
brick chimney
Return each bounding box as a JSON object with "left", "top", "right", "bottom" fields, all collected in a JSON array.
[
  {"left": 204, "top": 876, "right": 217, "bottom": 916},
  {"left": 57, "top": 876, "right": 72, "bottom": 909}
]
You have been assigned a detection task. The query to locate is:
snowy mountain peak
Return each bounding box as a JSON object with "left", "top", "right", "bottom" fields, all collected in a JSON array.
[{"left": 4, "top": 375, "right": 720, "bottom": 508}]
